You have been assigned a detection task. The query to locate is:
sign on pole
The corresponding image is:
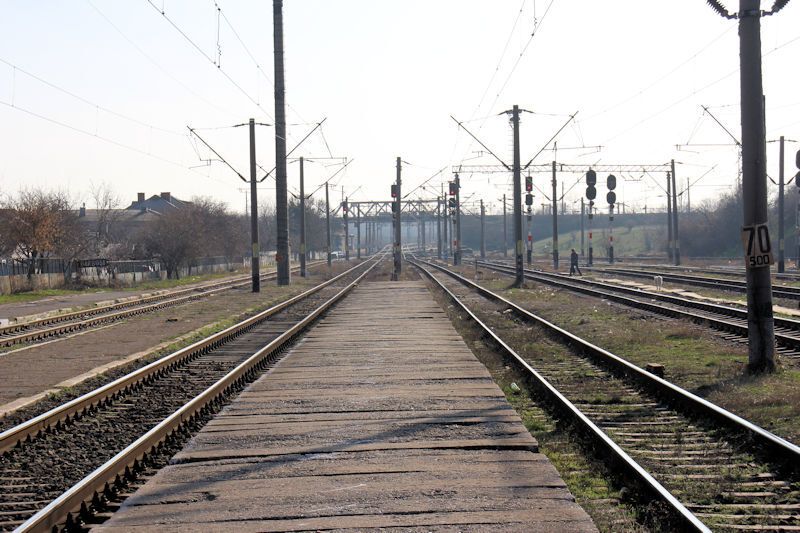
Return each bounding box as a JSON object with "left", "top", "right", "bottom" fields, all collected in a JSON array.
[{"left": 741, "top": 223, "right": 774, "bottom": 269}]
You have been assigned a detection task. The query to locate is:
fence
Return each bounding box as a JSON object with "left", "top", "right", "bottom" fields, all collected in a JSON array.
[{"left": 0, "top": 253, "right": 277, "bottom": 295}]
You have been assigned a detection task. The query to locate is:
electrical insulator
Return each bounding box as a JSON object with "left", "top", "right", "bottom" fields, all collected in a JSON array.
[{"left": 525, "top": 175, "right": 532, "bottom": 192}]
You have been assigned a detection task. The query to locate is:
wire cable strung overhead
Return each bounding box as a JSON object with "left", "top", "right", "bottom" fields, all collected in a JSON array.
[{"left": 145, "top": 0, "right": 273, "bottom": 121}]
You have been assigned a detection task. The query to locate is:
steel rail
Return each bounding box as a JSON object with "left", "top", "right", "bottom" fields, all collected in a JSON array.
[
  {"left": 479, "top": 260, "right": 800, "bottom": 350},
  {"left": 601, "top": 261, "right": 800, "bottom": 282},
  {"left": 0, "top": 259, "right": 366, "bottom": 455},
  {"left": 15, "top": 254, "right": 383, "bottom": 532},
  {"left": 410, "top": 259, "right": 710, "bottom": 533},
  {"left": 0, "top": 262, "right": 325, "bottom": 347},
  {"left": 424, "top": 259, "right": 800, "bottom": 465},
  {"left": 588, "top": 266, "right": 800, "bottom": 300}
]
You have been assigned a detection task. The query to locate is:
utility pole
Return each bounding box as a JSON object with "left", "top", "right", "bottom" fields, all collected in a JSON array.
[
  {"left": 421, "top": 213, "right": 426, "bottom": 255},
  {"left": 454, "top": 174, "right": 462, "bottom": 265},
  {"left": 552, "top": 161, "right": 559, "bottom": 269},
  {"left": 273, "top": 0, "right": 290, "bottom": 285},
  {"left": 393, "top": 157, "right": 402, "bottom": 278},
  {"left": 510, "top": 106, "right": 523, "bottom": 285},
  {"left": 581, "top": 197, "right": 585, "bottom": 257},
  {"left": 666, "top": 171, "right": 673, "bottom": 262},
  {"left": 248, "top": 118, "right": 260, "bottom": 293},
  {"left": 325, "top": 182, "right": 331, "bottom": 268},
  {"left": 356, "top": 205, "right": 361, "bottom": 260},
  {"left": 344, "top": 198, "right": 350, "bottom": 260},
  {"left": 442, "top": 183, "right": 449, "bottom": 260},
  {"left": 503, "top": 193, "right": 508, "bottom": 257},
  {"left": 739, "top": 0, "right": 775, "bottom": 372},
  {"left": 588, "top": 201, "right": 594, "bottom": 266},
  {"left": 299, "top": 156, "right": 306, "bottom": 277},
  {"left": 687, "top": 177, "right": 691, "bottom": 214},
  {"left": 778, "top": 136, "right": 785, "bottom": 272},
  {"left": 437, "top": 196, "right": 442, "bottom": 259},
  {"left": 480, "top": 199, "right": 486, "bottom": 259},
  {"left": 671, "top": 159, "right": 680, "bottom": 265}
]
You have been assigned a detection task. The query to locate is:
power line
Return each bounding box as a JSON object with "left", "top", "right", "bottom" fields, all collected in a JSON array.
[
  {"left": 87, "top": 0, "right": 239, "bottom": 120},
  {"left": 145, "top": 0, "right": 273, "bottom": 121},
  {"left": 0, "top": 98, "right": 213, "bottom": 181},
  {"left": 0, "top": 56, "right": 183, "bottom": 136}
]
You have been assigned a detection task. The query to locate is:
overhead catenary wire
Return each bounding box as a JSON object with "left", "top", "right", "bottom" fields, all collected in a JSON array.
[
  {"left": 0, "top": 56, "right": 184, "bottom": 136},
  {"left": 145, "top": 0, "right": 274, "bottom": 122}
]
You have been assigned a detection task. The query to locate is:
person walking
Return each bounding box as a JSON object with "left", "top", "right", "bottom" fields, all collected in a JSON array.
[{"left": 569, "top": 248, "right": 582, "bottom": 276}]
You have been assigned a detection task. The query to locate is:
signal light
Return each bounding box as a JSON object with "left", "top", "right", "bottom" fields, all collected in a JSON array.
[
  {"left": 607, "top": 174, "right": 617, "bottom": 190},
  {"left": 391, "top": 184, "right": 398, "bottom": 198},
  {"left": 525, "top": 175, "right": 532, "bottom": 192},
  {"left": 448, "top": 198, "right": 456, "bottom": 208},
  {"left": 341, "top": 201, "right": 348, "bottom": 213},
  {"left": 449, "top": 181, "right": 458, "bottom": 196},
  {"left": 525, "top": 193, "right": 533, "bottom": 206},
  {"left": 586, "top": 186, "right": 596, "bottom": 201},
  {"left": 586, "top": 169, "right": 597, "bottom": 186},
  {"left": 607, "top": 191, "right": 616, "bottom": 205}
]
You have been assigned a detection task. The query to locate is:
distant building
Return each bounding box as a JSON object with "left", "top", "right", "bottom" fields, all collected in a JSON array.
[{"left": 126, "top": 192, "right": 191, "bottom": 214}]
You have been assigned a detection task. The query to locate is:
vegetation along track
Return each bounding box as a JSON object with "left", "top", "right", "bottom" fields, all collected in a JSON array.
[
  {"left": 0, "top": 256, "right": 382, "bottom": 532},
  {"left": 0, "top": 262, "right": 323, "bottom": 350},
  {"left": 586, "top": 266, "right": 800, "bottom": 301},
  {"left": 478, "top": 260, "right": 800, "bottom": 360},
  {"left": 413, "top": 259, "right": 800, "bottom": 532}
]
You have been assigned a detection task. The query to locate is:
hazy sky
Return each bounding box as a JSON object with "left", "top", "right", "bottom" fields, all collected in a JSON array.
[{"left": 0, "top": 1, "right": 798, "bottom": 215}]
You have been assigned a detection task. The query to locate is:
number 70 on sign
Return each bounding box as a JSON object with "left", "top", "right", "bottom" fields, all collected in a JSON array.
[{"left": 741, "top": 223, "right": 774, "bottom": 269}]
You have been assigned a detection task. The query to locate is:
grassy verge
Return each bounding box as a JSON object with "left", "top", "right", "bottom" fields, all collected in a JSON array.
[{"left": 471, "top": 266, "right": 800, "bottom": 445}]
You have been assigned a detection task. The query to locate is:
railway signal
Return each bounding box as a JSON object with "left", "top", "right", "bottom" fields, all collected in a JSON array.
[
  {"left": 607, "top": 175, "right": 616, "bottom": 264},
  {"left": 391, "top": 184, "right": 398, "bottom": 198},
  {"left": 525, "top": 175, "right": 533, "bottom": 192},
  {"left": 586, "top": 169, "right": 597, "bottom": 201}
]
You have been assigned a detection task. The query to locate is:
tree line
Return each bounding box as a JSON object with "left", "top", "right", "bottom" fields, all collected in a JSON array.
[{"left": 0, "top": 187, "right": 338, "bottom": 280}]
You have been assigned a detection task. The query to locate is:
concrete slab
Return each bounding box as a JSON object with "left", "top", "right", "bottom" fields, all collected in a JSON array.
[{"left": 95, "top": 281, "right": 596, "bottom": 532}]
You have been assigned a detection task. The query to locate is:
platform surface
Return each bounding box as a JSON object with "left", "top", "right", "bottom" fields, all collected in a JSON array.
[{"left": 95, "top": 281, "right": 596, "bottom": 532}]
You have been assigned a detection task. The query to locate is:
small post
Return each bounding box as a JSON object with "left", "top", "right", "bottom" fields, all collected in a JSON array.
[{"left": 588, "top": 201, "right": 594, "bottom": 266}]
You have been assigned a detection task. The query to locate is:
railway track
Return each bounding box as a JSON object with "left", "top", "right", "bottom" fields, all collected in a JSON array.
[
  {"left": 588, "top": 266, "right": 800, "bottom": 300},
  {"left": 476, "top": 260, "right": 800, "bottom": 359},
  {"left": 413, "top": 259, "right": 800, "bottom": 532},
  {"left": 0, "top": 261, "right": 324, "bottom": 350},
  {"left": 602, "top": 262, "right": 800, "bottom": 283},
  {"left": 0, "top": 256, "right": 382, "bottom": 532}
]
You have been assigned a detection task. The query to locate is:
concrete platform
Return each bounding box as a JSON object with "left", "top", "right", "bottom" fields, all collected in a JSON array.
[{"left": 95, "top": 281, "right": 596, "bottom": 532}]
